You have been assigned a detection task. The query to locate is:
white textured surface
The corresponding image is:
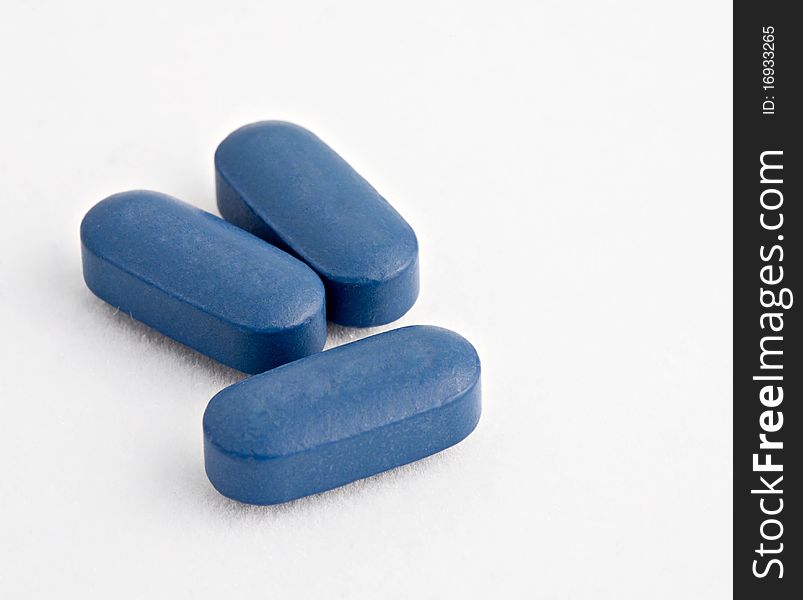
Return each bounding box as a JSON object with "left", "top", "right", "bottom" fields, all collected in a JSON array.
[{"left": 0, "top": 1, "right": 732, "bottom": 598}]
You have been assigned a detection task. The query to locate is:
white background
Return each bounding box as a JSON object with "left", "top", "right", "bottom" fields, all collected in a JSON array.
[{"left": 0, "top": 1, "right": 732, "bottom": 598}]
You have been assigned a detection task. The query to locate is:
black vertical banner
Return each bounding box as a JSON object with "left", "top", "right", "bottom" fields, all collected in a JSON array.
[{"left": 734, "top": 3, "right": 801, "bottom": 599}]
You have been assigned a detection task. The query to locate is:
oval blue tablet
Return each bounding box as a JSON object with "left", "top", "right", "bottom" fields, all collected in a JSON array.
[
  {"left": 80, "top": 190, "right": 327, "bottom": 374},
  {"left": 203, "top": 325, "right": 481, "bottom": 505},
  {"left": 215, "top": 121, "right": 419, "bottom": 327}
]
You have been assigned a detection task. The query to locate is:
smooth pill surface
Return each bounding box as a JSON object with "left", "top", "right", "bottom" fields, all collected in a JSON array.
[
  {"left": 203, "top": 325, "right": 481, "bottom": 505},
  {"left": 215, "top": 121, "right": 419, "bottom": 327},
  {"left": 80, "top": 190, "right": 327, "bottom": 374}
]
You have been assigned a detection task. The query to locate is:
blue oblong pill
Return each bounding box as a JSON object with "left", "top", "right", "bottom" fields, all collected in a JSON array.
[
  {"left": 80, "top": 190, "right": 327, "bottom": 373},
  {"left": 215, "top": 121, "right": 419, "bottom": 327},
  {"left": 203, "top": 325, "right": 481, "bottom": 505}
]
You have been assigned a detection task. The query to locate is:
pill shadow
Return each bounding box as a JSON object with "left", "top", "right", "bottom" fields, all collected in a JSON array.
[{"left": 324, "top": 322, "right": 392, "bottom": 349}]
